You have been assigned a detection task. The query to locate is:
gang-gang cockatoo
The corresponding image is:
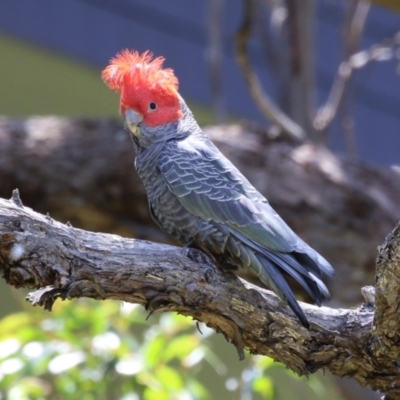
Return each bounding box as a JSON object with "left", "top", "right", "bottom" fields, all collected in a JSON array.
[{"left": 102, "top": 50, "right": 334, "bottom": 327}]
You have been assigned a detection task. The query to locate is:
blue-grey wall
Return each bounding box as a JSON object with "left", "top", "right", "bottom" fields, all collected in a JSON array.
[{"left": 0, "top": 0, "right": 399, "bottom": 166}]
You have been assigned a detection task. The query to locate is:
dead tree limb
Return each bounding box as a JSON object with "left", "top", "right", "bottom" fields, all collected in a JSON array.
[
  {"left": 1, "top": 194, "right": 400, "bottom": 397},
  {"left": 1, "top": 117, "right": 400, "bottom": 308}
]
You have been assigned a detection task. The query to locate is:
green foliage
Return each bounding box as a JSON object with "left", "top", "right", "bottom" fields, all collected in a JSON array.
[
  {"left": 0, "top": 298, "right": 342, "bottom": 400},
  {"left": 0, "top": 300, "right": 211, "bottom": 399}
]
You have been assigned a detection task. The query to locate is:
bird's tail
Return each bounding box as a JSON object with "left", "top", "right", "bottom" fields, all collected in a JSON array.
[{"left": 253, "top": 250, "right": 332, "bottom": 328}]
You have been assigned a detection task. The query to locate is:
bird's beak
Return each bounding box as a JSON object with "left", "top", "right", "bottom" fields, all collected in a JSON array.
[{"left": 125, "top": 109, "right": 143, "bottom": 137}]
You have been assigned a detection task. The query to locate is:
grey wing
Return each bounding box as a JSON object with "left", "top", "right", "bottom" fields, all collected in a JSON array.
[
  {"left": 158, "top": 137, "right": 333, "bottom": 324},
  {"left": 158, "top": 137, "right": 332, "bottom": 261},
  {"left": 158, "top": 139, "right": 334, "bottom": 278},
  {"left": 158, "top": 138, "right": 299, "bottom": 251}
]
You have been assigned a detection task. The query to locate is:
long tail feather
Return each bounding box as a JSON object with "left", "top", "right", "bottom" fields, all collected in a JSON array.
[{"left": 257, "top": 255, "right": 309, "bottom": 328}]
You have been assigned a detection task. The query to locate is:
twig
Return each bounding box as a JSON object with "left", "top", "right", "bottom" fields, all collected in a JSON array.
[
  {"left": 235, "top": 0, "right": 305, "bottom": 141},
  {"left": 285, "top": 0, "right": 318, "bottom": 140},
  {"left": 313, "top": 0, "right": 370, "bottom": 132}
]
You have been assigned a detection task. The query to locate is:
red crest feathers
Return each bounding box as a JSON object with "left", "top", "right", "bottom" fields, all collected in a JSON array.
[
  {"left": 102, "top": 50, "right": 183, "bottom": 126},
  {"left": 102, "top": 50, "right": 179, "bottom": 95}
]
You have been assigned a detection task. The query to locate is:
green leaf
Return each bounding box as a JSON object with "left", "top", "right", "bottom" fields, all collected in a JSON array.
[
  {"left": 155, "top": 365, "right": 183, "bottom": 391},
  {"left": 187, "top": 379, "right": 209, "bottom": 399},
  {"left": 162, "top": 335, "right": 199, "bottom": 363},
  {"left": 144, "top": 336, "right": 166, "bottom": 368},
  {"left": 252, "top": 376, "right": 274, "bottom": 398},
  {"left": 0, "top": 313, "right": 38, "bottom": 338},
  {"left": 143, "top": 387, "right": 169, "bottom": 400}
]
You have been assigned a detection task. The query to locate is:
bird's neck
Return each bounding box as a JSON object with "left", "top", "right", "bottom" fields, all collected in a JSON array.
[
  {"left": 134, "top": 98, "right": 202, "bottom": 173},
  {"left": 134, "top": 140, "right": 164, "bottom": 175}
]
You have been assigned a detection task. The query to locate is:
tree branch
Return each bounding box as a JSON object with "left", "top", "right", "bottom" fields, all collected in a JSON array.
[
  {"left": 313, "top": 6, "right": 400, "bottom": 134},
  {"left": 1, "top": 117, "right": 400, "bottom": 308},
  {"left": 1, "top": 195, "right": 400, "bottom": 397},
  {"left": 235, "top": 0, "right": 306, "bottom": 141},
  {"left": 284, "top": 0, "right": 318, "bottom": 140}
]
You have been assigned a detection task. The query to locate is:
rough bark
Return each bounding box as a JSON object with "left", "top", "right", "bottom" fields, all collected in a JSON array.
[
  {"left": 0, "top": 117, "right": 399, "bottom": 308},
  {"left": 1, "top": 195, "right": 400, "bottom": 398}
]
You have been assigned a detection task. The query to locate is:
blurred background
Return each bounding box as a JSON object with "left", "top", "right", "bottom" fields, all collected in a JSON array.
[
  {"left": 0, "top": 0, "right": 399, "bottom": 399},
  {"left": 0, "top": 0, "right": 399, "bottom": 164}
]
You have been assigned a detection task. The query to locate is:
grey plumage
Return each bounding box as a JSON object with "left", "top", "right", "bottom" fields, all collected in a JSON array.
[{"left": 133, "top": 99, "right": 334, "bottom": 327}]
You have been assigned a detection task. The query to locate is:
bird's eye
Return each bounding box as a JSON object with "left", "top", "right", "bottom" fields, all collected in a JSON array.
[{"left": 149, "top": 102, "right": 157, "bottom": 111}]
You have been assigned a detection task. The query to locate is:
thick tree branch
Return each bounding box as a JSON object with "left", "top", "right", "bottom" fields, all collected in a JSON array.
[
  {"left": 1, "top": 195, "right": 400, "bottom": 397},
  {"left": 1, "top": 117, "right": 400, "bottom": 308},
  {"left": 374, "top": 223, "right": 400, "bottom": 336}
]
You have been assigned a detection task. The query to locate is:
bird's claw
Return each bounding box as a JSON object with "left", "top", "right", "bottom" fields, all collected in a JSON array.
[
  {"left": 183, "top": 247, "right": 213, "bottom": 265},
  {"left": 204, "top": 267, "right": 215, "bottom": 283},
  {"left": 143, "top": 285, "right": 177, "bottom": 311}
]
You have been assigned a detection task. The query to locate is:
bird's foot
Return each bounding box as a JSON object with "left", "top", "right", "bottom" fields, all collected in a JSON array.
[
  {"left": 182, "top": 247, "right": 217, "bottom": 283},
  {"left": 182, "top": 246, "right": 214, "bottom": 265}
]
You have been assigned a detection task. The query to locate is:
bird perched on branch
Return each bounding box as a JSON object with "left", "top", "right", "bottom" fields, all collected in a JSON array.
[{"left": 102, "top": 50, "right": 334, "bottom": 327}]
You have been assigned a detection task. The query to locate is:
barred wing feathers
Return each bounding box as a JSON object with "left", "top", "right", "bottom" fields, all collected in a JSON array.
[{"left": 158, "top": 137, "right": 333, "bottom": 326}]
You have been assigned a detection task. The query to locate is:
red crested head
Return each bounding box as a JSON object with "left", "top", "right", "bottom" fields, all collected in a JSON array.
[{"left": 102, "top": 50, "right": 183, "bottom": 127}]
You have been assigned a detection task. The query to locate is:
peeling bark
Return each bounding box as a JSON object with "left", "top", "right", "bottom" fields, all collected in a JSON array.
[{"left": 0, "top": 196, "right": 400, "bottom": 397}]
